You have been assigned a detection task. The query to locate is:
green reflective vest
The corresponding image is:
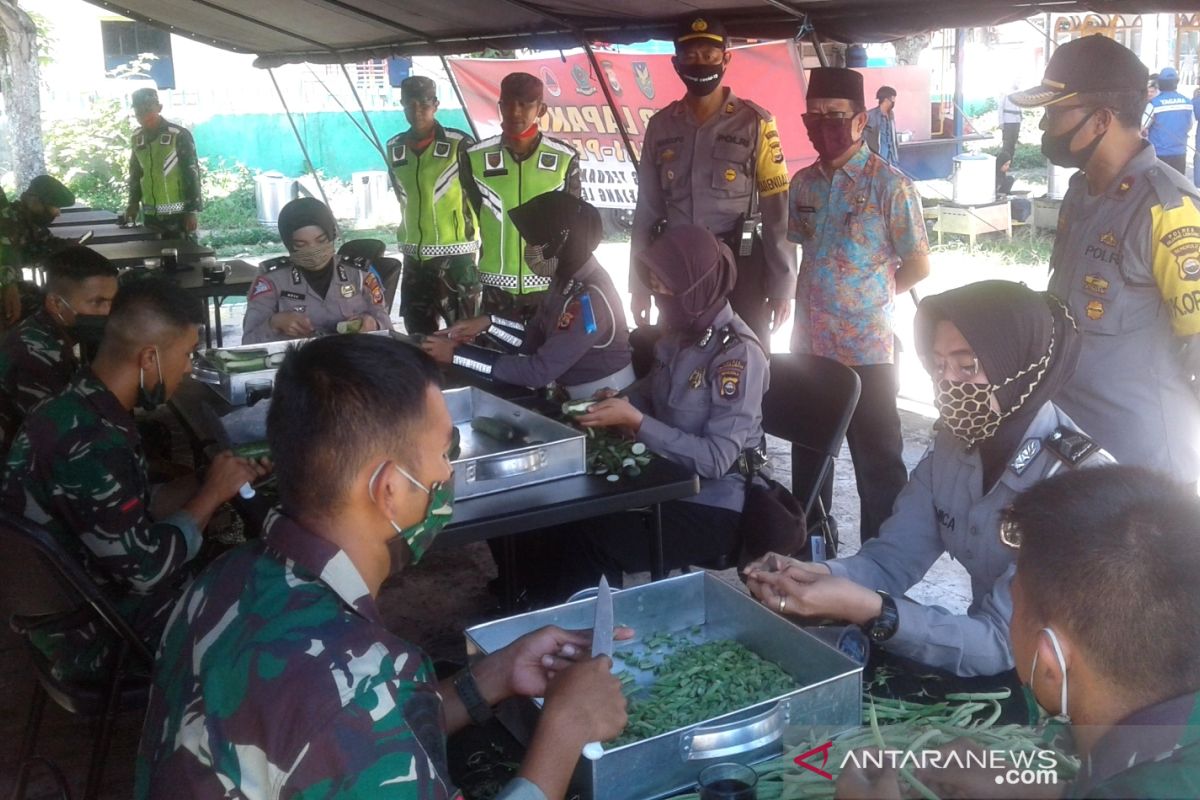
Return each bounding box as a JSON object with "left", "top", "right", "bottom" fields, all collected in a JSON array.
[
  {"left": 132, "top": 123, "right": 190, "bottom": 216},
  {"left": 467, "top": 134, "right": 577, "bottom": 296},
  {"left": 387, "top": 125, "right": 479, "bottom": 259}
]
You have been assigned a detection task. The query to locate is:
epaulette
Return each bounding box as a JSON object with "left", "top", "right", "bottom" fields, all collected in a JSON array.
[
  {"left": 265, "top": 258, "right": 288, "bottom": 272},
  {"left": 341, "top": 255, "right": 372, "bottom": 271},
  {"left": 739, "top": 97, "right": 775, "bottom": 122},
  {"left": 717, "top": 323, "right": 744, "bottom": 352},
  {"left": 165, "top": 124, "right": 182, "bottom": 135},
  {"left": 445, "top": 128, "right": 474, "bottom": 145},
  {"left": 1045, "top": 427, "right": 1100, "bottom": 467},
  {"left": 466, "top": 134, "right": 503, "bottom": 153},
  {"left": 1146, "top": 164, "right": 1193, "bottom": 212}
]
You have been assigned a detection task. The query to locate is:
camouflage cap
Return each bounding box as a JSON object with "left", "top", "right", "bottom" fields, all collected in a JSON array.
[
  {"left": 131, "top": 87, "right": 160, "bottom": 109},
  {"left": 500, "top": 72, "right": 544, "bottom": 102},
  {"left": 400, "top": 75, "right": 437, "bottom": 103},
  {"left": 25, "top": 175, "right": 75, "bottom": 208}
]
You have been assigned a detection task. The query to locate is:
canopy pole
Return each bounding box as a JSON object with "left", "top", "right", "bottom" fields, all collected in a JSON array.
[
  {"left": 338, "top": 63, "right": 388, "bottom": 161},
  {"left": 810, "top": 30, "right": 829, "bottom": 66},
  {"left": 953, "top": 28, "right": 967, "bottom": 153},
  {"left": 268, "top": 68, "right": 332, "bottom": 210},
  {"left": 303, "top": 64, "right": 381, "bottom": 149},
  {"left": 440, "top": 55, "right": 480, "bottom": 140},
  {"left": 581, "top": 39, "right": 640, "bottom": 171}
]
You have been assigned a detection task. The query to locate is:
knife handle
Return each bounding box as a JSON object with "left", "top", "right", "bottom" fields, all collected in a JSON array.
[{"left": 582, "top": 741, "right": 604, "bottom": 760}]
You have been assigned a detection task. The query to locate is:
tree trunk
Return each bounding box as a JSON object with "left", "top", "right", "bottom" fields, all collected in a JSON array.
[
  {"left": 0, "top": 0, "right": 44, "bottom": 188},
  {"left": 893, "top": 33, "right": 932, "bottom": 66}
]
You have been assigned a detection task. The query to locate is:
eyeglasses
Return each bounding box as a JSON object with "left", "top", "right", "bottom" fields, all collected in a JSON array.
[
  {"left": 926, "top": 356, "right": 982, "bottom": 381},
  {"left": 1000, "top": 517, "right": 1022, "bottom": 549},
  {"left": 801, "top": 111, "right": 856, "bottom": 123}
]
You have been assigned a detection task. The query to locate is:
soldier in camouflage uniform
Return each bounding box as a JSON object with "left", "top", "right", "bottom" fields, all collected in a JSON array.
[
  {"left": 0, "top": 280, "right": 266, "bottom": 682},
  {"left": 125, "top": 88, "right": 203, "bottom": 241},
  {"left": 0, "top": 246, "right": 118, "bottom": 455},
  {"left": 0, "top": 175, "right": 76, "bottom": 329},
  {"left": 136, "top": 334, "right": 627, "bottom": 799},
  {"left": 838, "top": 467, "right": 1200, "bottom": 798}
]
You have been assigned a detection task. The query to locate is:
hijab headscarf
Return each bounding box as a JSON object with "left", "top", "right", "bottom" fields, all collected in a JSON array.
[
  {"left": 915, "top": 280, "right": 1080, "bottom": 489},
  {"left": 508, "top": 191, "right": 603, "bottom": 280},
  {"left": 277, "top": 197, "right": 338, "bottom": 295},
  {"left": 635, "top": 225, "right": 737, "bottom": 334}
]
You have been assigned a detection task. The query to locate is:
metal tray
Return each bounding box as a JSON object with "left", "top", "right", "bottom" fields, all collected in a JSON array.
[
  {"left": 465, "top": 572, "right": 862, "bottom": 800},
  {"left": 192, "top": 340, "right": 301, "bottom": 406},
  {"left": 445, "top": 386, "right": 585, "bottom": 500}
]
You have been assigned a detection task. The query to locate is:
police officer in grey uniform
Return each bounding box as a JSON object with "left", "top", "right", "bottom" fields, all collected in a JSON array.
[
  {"left": 1010, "top": 35, "right": 1200, "bottom": 483},
  {"left": 519, "top": 226, "right": 768, "bottom": 603},
  {"left": 243, "top": 198, "right": 392, "bottom": 345},
  {"left": 747, "top": 282, "right": 1113, "bottom": 678},
  {"left": 422, "top": 192, "right": 633, "bottom": 398},
  {"left": 630, "top": 16, "right": 795, "bottom": 346}
]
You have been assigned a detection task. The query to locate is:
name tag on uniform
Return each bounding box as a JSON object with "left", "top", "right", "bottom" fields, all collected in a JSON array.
[
  {"left": 433, "top": 141, "right": 451, "bottom": 158},
  {"left": 282, "top": 291, "right": 305, "bottom": 300},
  {"left": 538, "top": 152, "right": 559, "bottom": 171}
]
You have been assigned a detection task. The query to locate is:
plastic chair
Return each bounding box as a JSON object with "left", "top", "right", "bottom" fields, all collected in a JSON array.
[
  {"left": 761, "top": 353, "right": 861, "bottom": 559},
  {"left": 339, "top": 239, "right": 401, "bottom": 311},
  {"left": 0, "top": 511, "right": 153, "bottom": 800}
]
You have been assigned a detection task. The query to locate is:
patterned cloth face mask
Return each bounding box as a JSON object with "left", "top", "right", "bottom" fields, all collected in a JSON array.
[
  {"left": 934, "top": 336, "right": 1053, "bottom": 448},
  {"left": 369, "top": 462, "right": 455, "bottom": 564}
]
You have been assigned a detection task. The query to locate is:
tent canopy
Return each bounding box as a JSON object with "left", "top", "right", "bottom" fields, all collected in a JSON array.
[{"left": 86, "top": 0, "right": 1192, "bottom": 66}]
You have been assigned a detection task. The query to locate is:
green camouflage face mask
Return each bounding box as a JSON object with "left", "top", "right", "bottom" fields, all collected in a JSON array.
[{"left": 372, "top": 462, "right": 455, "bottom": 564}]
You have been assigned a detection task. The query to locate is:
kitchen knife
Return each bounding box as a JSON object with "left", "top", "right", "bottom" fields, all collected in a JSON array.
[{"left": 582, "top": 574, "right": 613, "bottom": 761}]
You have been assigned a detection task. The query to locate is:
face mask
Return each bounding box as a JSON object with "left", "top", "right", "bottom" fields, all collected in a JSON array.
[
  {"left": 54, "top": 297, "right": 107, "bottom": 348},
  {"left": 370, "top": 462, "right": 455, "bottom": 565},
  {"left": 289, "top": 240, "right": 336, "bottom": 271},
  {"left": 138, "top": 346, "right": 166, "bottom": 411},
  {"left": 654, "top": 294, "right": 690, "bottom": 331},
  {"left": 1041, "top": 108, "right": 1104, "bottom": 169},
  {"left": 523, "top": 242, "right": 559, "bottom": 278},
  {"left": 933, "top": 348, "right": 1052, "bottom": 447},
  {"left": 804, "top": 116, "right": 859, "bottom": 162},
  {"left": 675, "top": 63, "right": 725, "bottom": 97},
  {"left": 1026, "top": 627, "right": 1071, "bottom": 723}
]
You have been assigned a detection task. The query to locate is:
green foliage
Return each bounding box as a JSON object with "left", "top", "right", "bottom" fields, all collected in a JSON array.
[
  {"left": 199, "top": 160, "right": 260, "bottom": 230},
  {"left": 982, "top": 141, "right": 1045, "bottom": 170},
  {"left": 43, "top": 97, "right": 133, "bottom": 212}
]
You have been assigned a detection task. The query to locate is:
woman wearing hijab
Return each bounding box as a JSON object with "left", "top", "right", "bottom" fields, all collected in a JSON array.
[
  {"left": 745, "top": 280, "right": 1115, "bottom": 678},
  {"left": 421, "top": 192, "right": 634, "bottom": 397},
  {"left": 518, "top": 225, "right": 770, "bottom": 603},
  {"left": 242, "top": 197, "right": 392, "bottom": 344}
]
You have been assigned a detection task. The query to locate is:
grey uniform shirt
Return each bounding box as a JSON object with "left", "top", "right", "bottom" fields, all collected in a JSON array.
[
  {"left": 1049, "top": 144, "right": 1200, "bottom": 481},
  {"left": 491, "top": 257, "right": 633, "bottom": 395},
  {"left": 626, "top": 304, "right": 768, "bottom": 512},
  {"left": 631, "top": 90, "right": 796, "bottom": 299},
  {"left": 242, "top": 256, "right": 393, "bottom": 345},
  {"left": 827, "top": 402, "right": 1115, "bottom": 677}
]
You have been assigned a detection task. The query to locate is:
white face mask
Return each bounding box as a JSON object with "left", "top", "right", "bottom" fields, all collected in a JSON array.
[{"left": 1029, "top": 626, "right": 1070, "bottom": 722}]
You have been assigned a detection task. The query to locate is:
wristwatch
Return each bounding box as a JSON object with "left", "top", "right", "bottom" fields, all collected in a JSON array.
[
  {"left": 453, "top": 667, "right": 494, "bottom": 725},
  {"left": 862, "top": 591, "right": 900, "bottom": 643}
]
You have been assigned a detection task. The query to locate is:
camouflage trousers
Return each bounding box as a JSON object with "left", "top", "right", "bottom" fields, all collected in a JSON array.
[
  {"left": 480, "top": 286, "right": 548, "bottom": 323},
  {"left": 143, "top": 213, "right": 197, "bottom": 243},
  {"left": 400, "top": 254, "right": 481, "bottom": 334}
]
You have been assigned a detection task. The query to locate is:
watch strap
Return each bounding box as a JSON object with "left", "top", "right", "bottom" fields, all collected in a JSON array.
[
  {"left": 453, "top": 667, "right": 494, "bottom": 725},
  {"left": 863, "top": 591, "right": 900, "bottom": 643}
]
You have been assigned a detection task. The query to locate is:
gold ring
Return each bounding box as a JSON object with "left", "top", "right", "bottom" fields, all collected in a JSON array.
[{"left": 778, "top": 596, "right": 787, "bottom": 614}]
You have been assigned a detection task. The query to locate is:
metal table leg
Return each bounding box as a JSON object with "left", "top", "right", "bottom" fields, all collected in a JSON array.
[
  {"left": 650, "top": 503, "right": 665, "bottom": 580},
  {"left": 213, "top": 297, "right": 224, "bottom": 348}
]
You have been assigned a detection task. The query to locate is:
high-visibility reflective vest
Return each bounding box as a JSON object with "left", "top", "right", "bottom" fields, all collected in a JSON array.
[
  {"left": 387, "top": 125, "right": 479, "bottom": 259},
  {"left": 131, "top": 123, "right": 191, "bottom": 216}
]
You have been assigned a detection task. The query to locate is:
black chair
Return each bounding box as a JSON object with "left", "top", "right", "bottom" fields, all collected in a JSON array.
[
  {"left": 761, "top": 353, "right": 861, "bottom": 559},
  {"left": 0, "top": 511, "right": 153, "bottom": 800},
  {"left": 339, "top": 239, "right": 402, "bottom": 311}
]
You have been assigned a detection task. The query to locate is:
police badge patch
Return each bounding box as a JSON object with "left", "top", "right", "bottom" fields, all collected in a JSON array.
[
  {"left": 433, "top": 141, "right": 451, "bottom": 158},
  {"left": 716, "top": 359, "right": 745, "bottom": 398},
  {"left": 538, "top": 152, "right": 560, "bottom": 171},
  {"left": 341, "top": 284, "right": 355, "bottom": 299},
  {"left": 558, "top": 298, "right": 580, "bottom": 329}
]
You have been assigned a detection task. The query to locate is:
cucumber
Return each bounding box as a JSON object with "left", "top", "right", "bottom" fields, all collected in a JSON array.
[
  {"left": 213, "top": 348, "right": 269, "bottom": 362},
  {"left": 220, "top": 352, "right": 286, "bottom": 374},
  {"left": 470, "top": 416, "right": 518, "bottom": 442},
  {"left": 233, "top": 441, "right": 271, "bottom": 460},
  {"left": 561, "top": 399, "right": 596, "bottom": 417},
  {"left": 336, "top": 319, "right": 364, "bottom": 334}
]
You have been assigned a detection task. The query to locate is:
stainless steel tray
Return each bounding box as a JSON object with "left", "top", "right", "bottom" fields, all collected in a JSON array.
[
  {"left": 465, "top": 572, "right": 862, "bottom": 800},
  {"left": 445, "top": 386, "right": 585, "bottom": 500},
  {"left": 192, "top": 340, "right": 299, "bottom": 406}
]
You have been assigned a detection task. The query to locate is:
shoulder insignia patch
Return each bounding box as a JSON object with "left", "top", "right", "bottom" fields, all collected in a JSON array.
[
  {"left": 558, "top": 298, "right": 580, "bottom": 329},
  {"left": 249, "top": 276, "right": 274, "bottom": 300},
  {"left": 364, "top": 270, "right": 384, "bottom": 305},
  {"left": 1045, "top": 427, "right": 1099, "bottom": 467},
  {"left": 716, "top": 358, "right": 745, "bottom": 399},
  {"left": 1009, "top": 437, "right": 1041, "bottom": 476}
]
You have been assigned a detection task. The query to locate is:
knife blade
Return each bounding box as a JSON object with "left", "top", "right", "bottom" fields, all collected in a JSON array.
[{"left": 582, "top": 575, "right": 613, "bottom": 761}]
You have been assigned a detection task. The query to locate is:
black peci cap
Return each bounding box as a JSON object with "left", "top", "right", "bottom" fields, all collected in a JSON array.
[
  {"left": 1010, "top": 35, "right": 1148, "bottom": 108},
  {"left": 807, "top": 67, "right": 865, "bottom": 108}
]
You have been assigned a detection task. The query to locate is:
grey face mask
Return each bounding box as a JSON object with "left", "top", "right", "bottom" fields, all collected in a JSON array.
[{"left": 523, "top": 242, "right": 559, "bottom": 277}]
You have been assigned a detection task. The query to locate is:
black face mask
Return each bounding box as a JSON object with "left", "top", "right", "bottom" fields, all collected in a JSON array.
[
  {"left": 1041, "top": 108, "right": 1105, "bottom": 169},
  {"left": 675, "top": 63, "right": 725, "bottom": 97},
  {"left": 69, "top": 314, "right": 107, "bottom": 347}
]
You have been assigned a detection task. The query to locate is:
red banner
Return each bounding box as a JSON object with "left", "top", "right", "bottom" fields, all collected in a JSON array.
[{"left": 447, "top": 47, "right": 930, "bottom": 209}]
